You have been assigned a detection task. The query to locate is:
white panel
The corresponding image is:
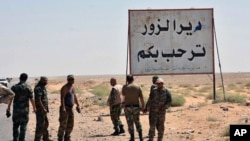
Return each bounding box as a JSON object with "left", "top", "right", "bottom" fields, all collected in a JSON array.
[{"left": 129, "top": 9, "right": 214, "bottom": 75}]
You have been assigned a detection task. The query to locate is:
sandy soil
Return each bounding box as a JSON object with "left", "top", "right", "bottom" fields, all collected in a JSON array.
[{"left": 25, "top": 73, "right": 250, "bottom": 141}]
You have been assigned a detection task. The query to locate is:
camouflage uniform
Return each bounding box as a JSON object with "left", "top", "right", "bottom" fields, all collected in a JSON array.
[
  {"left": 58, "top": 106, "right": 74, "bottom": 141},
  {"left": 122, "top": 82, "right": 144, "bottom": 141},
  {"left": 147, "top": 88, "right": 172, "bottom": 141},
  {"left": 145, "top": 83, "right": 158, "bottom": 137},
  {"left": 57, "top": 86, "right": 75, "bottom": 141},
  {"left": 34, "top": 83, "right": 49, "bottom": 141},
  {"left": 124, "top": 106, "right": 142, "bottom": 133},
  {"left": 11, "top": 82, "right": 33, "bottom": 141},
  {"left": 107, "top": 84, "right": 124, "bottom": 134}
]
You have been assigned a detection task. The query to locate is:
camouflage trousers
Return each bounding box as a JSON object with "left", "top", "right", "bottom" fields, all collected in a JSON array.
[
  {"left": 34, "top": 111, "right": 49, "bottom": 141},
  {"left": 110, "top": 104, "right": 123, "bottom": 130},
  {"left": 148, "top": 111, "right": 166, "bottom": 141},
  {"left": 124, "top": 106, "right": 142, "bottom": 134},
  {"left": 57, "top": 106, "right": 74, "bottom": 141},
  {"left": 12, "top": 110, "right": 29, "bottom": 141}
]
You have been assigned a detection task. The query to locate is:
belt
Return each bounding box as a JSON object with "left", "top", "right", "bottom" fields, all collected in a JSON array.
[{"left": 125, "top": 104, "right": 139, "bottom": 108}]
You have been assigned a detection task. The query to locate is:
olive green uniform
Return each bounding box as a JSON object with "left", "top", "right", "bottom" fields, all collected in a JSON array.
[
  {"left": 11, "top": 82, "right": 33, "bottom": 141},
  {"left": 147, "top": 88, "right": 172, "bottom": 141},
  {"left": 122, "top": 84, "right": 143, "bottom": 135},
  {"left": 34, "top": 83, "right": 49, "bottom": 141}
]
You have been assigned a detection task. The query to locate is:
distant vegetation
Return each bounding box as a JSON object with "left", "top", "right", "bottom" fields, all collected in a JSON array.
[
  {"left": 90, "top": 84, "right": 110, "bottom": 97},
  {"left": 206, "top": 91, "right": 247, "bottom": 104},
  {"left": 171, "top": 93, "right": 186, "bottom": 107},
  {"left": 89, "top": 84, "right": 110, "bottom": 107}
]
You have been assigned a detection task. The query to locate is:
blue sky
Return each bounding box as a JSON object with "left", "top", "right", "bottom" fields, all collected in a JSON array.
[{"left": 0, "top": 0, "right": 249, "bottom": 77}]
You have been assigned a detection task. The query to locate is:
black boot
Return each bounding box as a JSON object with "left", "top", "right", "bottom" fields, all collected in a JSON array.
[
  {"left": 111, "top": 129, "right": 120, "bottom": 136},
  {"left": 119, "top": 125, "right": 125, "bottom": 134},
  {"left": 129, "top": 133, "right": 135, "bottom": 141},
  {"left": 139, "top": 130, "right": 143, "bottom": 141}
]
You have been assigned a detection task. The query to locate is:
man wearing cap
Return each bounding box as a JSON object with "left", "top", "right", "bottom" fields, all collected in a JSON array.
[
  {"left": 57, "top": 75, "right": 80, "bottom": 141},
  {"left": 107, "top": 77, "right": 125, "bottom": 135},
  {"left": 8, "top": 73, "right": 36, "bottom": 141},
  {"left": 122, "top": 75, "right": 145, "bottom": 141},
  {"left": 144, "top": 75, "right": 159, "bottom": 112},
  {"left": 144, "top": 75, "right": 159, "bottom": 138},
  {"left": 144, "top": 77, "right": 172, "bottom": 141},
  {"left": 34, "top": 76, "right": 52, "bottom": 141}
]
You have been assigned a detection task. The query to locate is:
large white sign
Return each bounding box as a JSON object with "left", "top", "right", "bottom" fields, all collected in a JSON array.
[{"left": 129, "top": 9, "right": 214, "bottom": 75}]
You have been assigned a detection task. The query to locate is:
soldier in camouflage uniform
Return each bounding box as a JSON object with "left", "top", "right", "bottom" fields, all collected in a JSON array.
[
  {"left": 9, "top": 73, "right": 36, "bottom": 141},
  {"left": 144, "top": 78, "right": 172, "bottom": 141},
  {"left": 144, "top": 75, "right": 159, "bottom": 138},
  {"left": 122, "top": 75, "right": 145, "bottom": 141},
  {"left": 34, "top": 76, "right": 52, "bottom": 141},
  {"left": 107, "top": 78, "right": 125, "bottom": 135},
  {"left": 57, "top": 75, "right": 80, "bottom": 141}
]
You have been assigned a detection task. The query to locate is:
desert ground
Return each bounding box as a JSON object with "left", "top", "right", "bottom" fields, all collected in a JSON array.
[{"left": 23, "top": 72, "right": 250, "bottom": 141}]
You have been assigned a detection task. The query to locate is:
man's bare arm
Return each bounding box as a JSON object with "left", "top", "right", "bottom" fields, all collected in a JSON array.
[
  {"left": 7, "top": 97, "right": 13, "bottom": 112},
  {"left": 30, "top": 98, "right": 36, "bottom": 113},
  {"left": 61, "top": 86, "right": 67, "bottom": 111}
]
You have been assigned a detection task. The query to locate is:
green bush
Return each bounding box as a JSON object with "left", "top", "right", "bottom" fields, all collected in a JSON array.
[
  {"left": 198, "top": 86, "right": 212, "bottom": 93},
  {"left": 171, "top": 94, "right": 185, "bottom": 107},
  {"left": 226, "top": 94, "right": 246, "bottom": 103},
  {"left": 227, "top": 83, "right": 237, "bottom": 90},
  {"left": 206, "top": 91, "right": 224, "bottom": 100},
  {"left": 212, "top": 93, "right": 246, "bottom": 104},
  {"left": 90, "top": 84, "right": 110, "bottom": 97}
]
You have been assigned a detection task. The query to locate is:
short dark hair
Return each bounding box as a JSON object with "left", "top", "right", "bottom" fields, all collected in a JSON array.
[
  {"left": 126, "top": 75, "right": 134, "bottom": 83},
  {"left": 19, "top": 73, "right": 28, "bottom": 81}
]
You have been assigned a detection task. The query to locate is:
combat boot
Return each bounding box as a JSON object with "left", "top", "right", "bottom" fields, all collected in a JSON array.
[
  {"left": 139, "top": 130, "right": 143, "bottom": 141},
  {"left": 111, "top": 128, "right": 120, "bottom": 136},
  {"left": 119, "top": 125, "right": 125, "bottom": 134},
  {"left": 129, "top": 133, "right": 135, "bottom": 141}
]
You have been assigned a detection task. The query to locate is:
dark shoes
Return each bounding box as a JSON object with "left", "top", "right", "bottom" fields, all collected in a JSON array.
[
  {"left": 111, "top": 125, "right": 125, "bottom": 136},
  {"left": 111, "top": 129, "right": 120, "bottom": 136},
  {"left": 119, "top": 125, "right": 125, "bottom": 134}
]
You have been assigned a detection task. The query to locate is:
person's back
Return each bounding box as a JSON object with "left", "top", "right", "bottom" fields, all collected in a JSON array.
[
  {"left": 122, "top": 75, "right": 144, "bottom": 141},
  {"left": 122, "top": 83, "right": 142, "bottom": 105},
  {"left": 12, "top": 82, "right": 32, "bottom": 110},
  {"left": 9, "top": 73, "right": 36, "bottom": 141}
]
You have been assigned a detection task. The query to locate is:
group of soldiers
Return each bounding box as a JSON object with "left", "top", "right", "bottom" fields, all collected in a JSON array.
[
  {"left": 0, "top": 73, "right": 172, "bottom": 141},
  {"left": 0, "top": 73, "right": 80, "bottom": 141},
  {"left": 107, "top": 75, "right": 172, "bottom": 141}
]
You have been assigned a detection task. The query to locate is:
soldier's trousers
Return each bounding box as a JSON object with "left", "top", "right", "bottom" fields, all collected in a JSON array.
[
  {"left": 12, "top": 111, "right": 29, "bottom": 141},
  {"left": 110, "top": 104, "right": 123, "bottom": 130},
  {"left": 34, "top": 112, "right": 49, "bottom": 141},
  {"left": 124, "top": 106, "right": 142, "bottom": 134},
  {"left": 57, "top": 106, "right": 74, "bottom": 141},
  {"left": 148, "top": 111, "right": 166, "bottom": 141}
]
